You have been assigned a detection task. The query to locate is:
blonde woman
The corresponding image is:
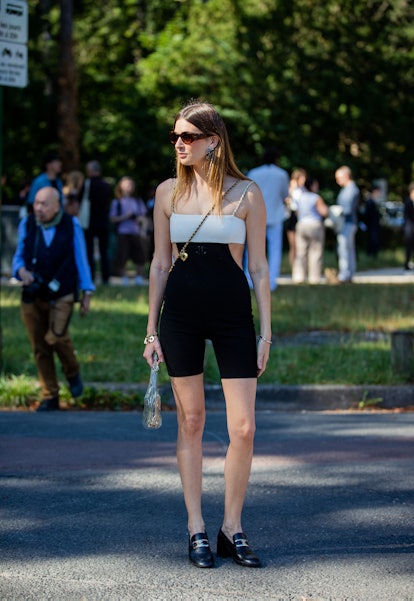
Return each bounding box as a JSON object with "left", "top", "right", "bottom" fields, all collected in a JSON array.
[
  {"left": 63, "top": 170, "right": 84, "bottom": 216},
  {"left": 285, "top": 168, "right": 307, "bottom": 267},
  {"left": 143, "top": 100, "right": 271, "bottom": 568}
]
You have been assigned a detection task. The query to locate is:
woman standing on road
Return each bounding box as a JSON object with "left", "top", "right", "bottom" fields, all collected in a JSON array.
[{"left": 143, "top": 100, "right": 271, "bottom": 568}]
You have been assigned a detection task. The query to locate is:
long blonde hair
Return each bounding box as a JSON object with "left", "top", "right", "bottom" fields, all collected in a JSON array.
[
  {"left": 172, "top": 100, "right": 247, "bottom": 212},
  {"left": 64, "top": 170, "right": 84, "bottom": 194}
]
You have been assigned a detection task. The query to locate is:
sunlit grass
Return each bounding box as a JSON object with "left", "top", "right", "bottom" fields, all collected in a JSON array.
[
  {"left": 262, "top": 340, "right": 397, "bottom": 385},
  {"left": 272, "top": 284, "right": 414, "bottom": 333},
  {"left": 1, "top": 250, "right": 414, "bottom": 408}
]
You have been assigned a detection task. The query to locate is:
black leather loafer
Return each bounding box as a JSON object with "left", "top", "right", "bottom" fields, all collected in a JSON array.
[
  {"left": 189, "top": 532, "right": 214, "bottom": 568},
  {"left": 216, "top": 528, "right": 262, "bottom": 567},
  {"left": 36, "top": 397, "right": 60, "bottom": 412}
]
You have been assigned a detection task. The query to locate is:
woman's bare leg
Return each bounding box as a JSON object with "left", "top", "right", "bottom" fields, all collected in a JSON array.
[
  {"left": 172, "top": 373, "right": 206, "bottom": 536},
  {"left": 220, "top": 377, "right": 257, "bottom": 538}
]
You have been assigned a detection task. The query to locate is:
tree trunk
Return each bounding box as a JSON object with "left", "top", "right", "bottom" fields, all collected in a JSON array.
[{"left": 58, "top": 0, "right": 79, "bottom": 172}]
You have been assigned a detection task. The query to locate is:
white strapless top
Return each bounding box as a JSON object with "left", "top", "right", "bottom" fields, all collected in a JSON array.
[
  {"left": 170, "top": 180, "right": 253, "bottom": 245},
  {"left": 170, "top": 213, "right": 246, "bottom": 244}
]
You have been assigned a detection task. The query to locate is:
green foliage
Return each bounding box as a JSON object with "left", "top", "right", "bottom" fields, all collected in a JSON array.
[
  {"left": 3, "top": 0, "right": 414, "bottom": 198},
  {"left": 67, "top": 386, "right": 144, "bottom": 411},
  {"left": 357, "top": 390, "right": 383, "bottom": 410},
  {"left": 0, "top": 374, "right": 41, "bottom": 408},
  {"left": 0, "top": 375, "right": 144, "bottom": 410}
]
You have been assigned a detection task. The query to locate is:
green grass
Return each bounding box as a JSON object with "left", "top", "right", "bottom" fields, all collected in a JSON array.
[{"left": 1, "top": 246, "right": 414, "bottom": 407}]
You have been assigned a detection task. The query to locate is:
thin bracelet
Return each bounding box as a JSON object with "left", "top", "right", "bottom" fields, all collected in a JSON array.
[{"left": 259, "top": 335, "right": 273, "bottom": 345}]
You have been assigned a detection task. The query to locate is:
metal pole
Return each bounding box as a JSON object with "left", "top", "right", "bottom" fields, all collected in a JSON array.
[{"left": 0, "top": 85, "right": 3, "bottom": 369}]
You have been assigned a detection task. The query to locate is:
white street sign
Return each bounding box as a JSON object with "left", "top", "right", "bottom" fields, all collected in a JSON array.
[
  {"left": 0, "top": 0, "right": 27, "bottom": 87},
  {"left": 0, "top": 40, "right": 27, "bottom": 87},
  {"left": 0, "top": 0, "right": 28, "bottom": 44}
]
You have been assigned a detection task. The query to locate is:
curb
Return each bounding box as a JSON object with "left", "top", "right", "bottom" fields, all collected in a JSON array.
[
  {"left": 87, "top": 382, "right": 414, "bottom": 411},
  {"left": 205, "top": 384, "right": 414, "bottom": 411}
]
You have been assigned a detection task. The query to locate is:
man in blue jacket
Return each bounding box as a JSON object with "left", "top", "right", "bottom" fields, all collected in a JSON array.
[
  {"left": 12, "top": 187, "right": 95, "bottom": 411},
  {"left": 334, "top": 165, "right": 360, "bottom": 283},
  {"left": 27, "top": 151, "right": 64, "bottom": 211}
]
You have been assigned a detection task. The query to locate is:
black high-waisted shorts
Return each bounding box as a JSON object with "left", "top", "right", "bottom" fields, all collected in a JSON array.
[{"left": 159, "top": 242, "right": 257, "bottom": 378}]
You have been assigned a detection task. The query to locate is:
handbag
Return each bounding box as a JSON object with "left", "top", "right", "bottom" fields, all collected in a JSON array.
[
  {"left": 78, "top": 178, "right": 91, "bottom": 230},
  {"left": 142, "top": 352, "right": 162, "bottom": 429},
  {"left": 324, "top": 204, "right": 345, "bottom": 233}
]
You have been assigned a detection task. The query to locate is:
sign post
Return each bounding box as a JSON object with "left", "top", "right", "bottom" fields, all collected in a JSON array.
[
  {"left": 0, "top": 0, "right": 28, "bottom": 366},
  {"left": 0, "top": 0, "right": 28, "bottom": 193}
]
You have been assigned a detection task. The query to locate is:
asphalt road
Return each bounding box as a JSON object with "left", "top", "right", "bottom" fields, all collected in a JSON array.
[{"left": 0, "top": 410, "right": 413, "bottom": 601}]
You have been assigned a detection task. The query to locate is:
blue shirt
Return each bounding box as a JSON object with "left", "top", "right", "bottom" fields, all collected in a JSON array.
[
  {"left": 247, "top": 164, "right": 289, "bottom": 225},
  {"left": 296, "top": 190, "right": 323, "bottom": 223},
  {"left": 27, "top": 173, "right": 64, "bottom": 206},
  {"left": 337, "top": 181, "right": 360, "bottom": 224},
  {"left": 12, "top": 216, "right": 95, "bottom": 292}
]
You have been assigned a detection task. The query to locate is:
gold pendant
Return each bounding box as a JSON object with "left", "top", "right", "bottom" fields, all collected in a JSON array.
[{"left": 179, "top": 250, "right": 188, "bottom": 262}]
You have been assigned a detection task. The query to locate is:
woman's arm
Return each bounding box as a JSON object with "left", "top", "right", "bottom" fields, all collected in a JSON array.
[
  {"left": 244, "top": 183, "right": 272, "bottom": 377},
  {"left": 143, "top": 179, "right": 174, "bottom": 366},
  {"left": 316, "top": 196, "right": 329, "bottom": 218}
]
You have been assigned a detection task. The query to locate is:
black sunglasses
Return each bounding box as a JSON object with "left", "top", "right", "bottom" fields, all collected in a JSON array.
[{"left": 169, "top": 131, "right": 208, "bottom": 145}]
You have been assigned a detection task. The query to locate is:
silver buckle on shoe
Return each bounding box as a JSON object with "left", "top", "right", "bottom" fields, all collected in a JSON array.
[
  {"left": 192, "top": 538, "right": 209, "bottom": 549},
  {"left": 234, "top": 537, "right": 249, "bottom": 548}
]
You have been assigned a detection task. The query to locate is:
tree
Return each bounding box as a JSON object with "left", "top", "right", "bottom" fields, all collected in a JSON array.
[
  {"left": 58, "top": 0, "right": 79, "bottom": 170},
  {"left": 3, "top": 0, "right": 414, "bottom": 199}
]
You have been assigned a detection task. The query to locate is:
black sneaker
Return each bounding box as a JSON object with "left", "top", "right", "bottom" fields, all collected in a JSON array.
[
  {"left": 36, "top": 397, "right": 60, "bottom": 412},
  {"left": 67, "top": 373, "right": 84, "bottom": 398}
]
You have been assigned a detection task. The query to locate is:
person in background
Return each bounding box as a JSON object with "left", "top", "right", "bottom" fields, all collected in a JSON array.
[
  {"left": 12, "top": 186, "right": 95, "bottom": 411},
  {"left": 1, "top": 174, "right": 11, "bottom": 204},
  {"left": 285, "top": 168, "right": 307, "bottom": 269},
  {"left": 363, "top": 184, "right": 381, "bottom": 258},
  {"left": 143, "top": 100, "right": 271, "bottom": 569},
  {"left": 245, "top": 147, "right": 290, "bottom": 291},
  {"left": 403, "top": 182, "right": 414, "bottom": 271},
  {"left": 109, "top": 176, "right": 148, "bottom": 285},
  {"left": 334, "top": 165, "right": 360, "bottom": 283},
  {"left": 80, "top": 160, "right": 113, "bottom": 284},
  {"left": 292, "top": 177, "right": 329, "bottom": 284},
  {"left": 63, "top": 170, "right": 85, "bottom": 217},
  {"left": 11, "top": 178, "right": 32, "bottom": 219},
  {"left": 27, "top": 151, "right": 64, "bottom": 211},
  {"left": 14, "top": 178, "right": 31, "bottom": 207}
]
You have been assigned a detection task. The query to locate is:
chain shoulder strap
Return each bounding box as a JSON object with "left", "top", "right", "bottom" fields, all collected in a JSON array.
[
  {"left": 169, "top": 206, "right": 213, "bottom": 272},
  {"left": 170, "top": 178, "right": 177, "bottom": 213}
]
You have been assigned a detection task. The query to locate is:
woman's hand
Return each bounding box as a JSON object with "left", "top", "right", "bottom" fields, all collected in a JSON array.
[
  {"left": 143, "top": 336, "right": 164, "bottom": 367},
  {"left": 257, "top": 337, "right": 271, "bottom": 377}
]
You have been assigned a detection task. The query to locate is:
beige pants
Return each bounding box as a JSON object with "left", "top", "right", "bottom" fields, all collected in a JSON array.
[
  {"left": 21, "top": 293, "right": 80, "bottom": 400},
  {"left": 292, "top": 221, "right": 325, "bottom": 284}
]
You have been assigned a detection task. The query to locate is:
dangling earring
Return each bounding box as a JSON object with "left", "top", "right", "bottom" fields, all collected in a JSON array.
[{"left": 206, "top": 147, "right": 215, "bottom": 161}]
